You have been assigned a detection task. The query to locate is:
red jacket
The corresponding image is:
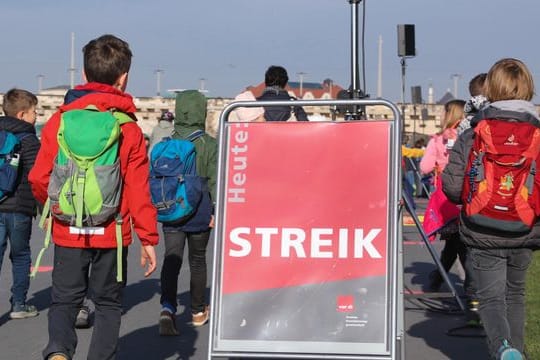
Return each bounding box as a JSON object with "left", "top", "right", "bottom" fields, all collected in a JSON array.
[{"left": 29, "top": 83, "right": 158, "bottom": 248}]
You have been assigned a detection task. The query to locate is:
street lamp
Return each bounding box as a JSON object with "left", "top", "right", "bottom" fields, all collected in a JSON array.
[
  {"left": 154, "top": 69, "right": 164, "bottom": 97},
  {"left": 37, "top": 74, "right": 45, "bottom": 93},
  {"left": 451, "top": 73, "right": 462, "bottom": 98},
  {"left": 199, "top": 78, "right": 209, "bottom": 93},
  {"left": 297, "top": 72, "right": 306, "bottom": 98}
]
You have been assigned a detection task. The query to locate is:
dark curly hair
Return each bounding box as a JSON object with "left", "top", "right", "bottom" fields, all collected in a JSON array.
[{"left": 264, "top": 65, "right": 289, "bottom": 88}]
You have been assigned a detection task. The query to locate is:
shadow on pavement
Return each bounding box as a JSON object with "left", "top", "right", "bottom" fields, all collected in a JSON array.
[
  {"left": 405, "top": 260, "right": 463, "bottom": 292},
  {"left": 407, "top": 303, "right": 489, "bottom": 359},
  {"left": 29, "top": 285, "right": 52, "bottom": 311},
  {"left": 123, "top": 278, "right": 160, "bottom": 314},
  {"left": 118, "top": 290, "right": 199, "bottom": 360}
]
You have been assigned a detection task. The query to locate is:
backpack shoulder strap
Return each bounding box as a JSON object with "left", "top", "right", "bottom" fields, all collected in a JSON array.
[
  {"left": 112, "top": 111, "right": 135, "bottom": 125},
  {"left": 186, "top": 130, "right": 205, "bottom": 142}
]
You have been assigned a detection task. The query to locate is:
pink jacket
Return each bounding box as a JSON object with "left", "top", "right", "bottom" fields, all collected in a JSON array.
[{"left": 419, "top": 128, "right": 457, "bottom": 174}]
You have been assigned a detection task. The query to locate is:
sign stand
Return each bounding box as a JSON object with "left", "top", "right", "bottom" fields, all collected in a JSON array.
[{"left": 209, "top": 99, "right": 404, "bottom": 360}]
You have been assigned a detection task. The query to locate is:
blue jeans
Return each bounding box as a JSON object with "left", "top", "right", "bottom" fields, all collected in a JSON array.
[
  {"left": 0, "top": 212, "right": 32, "bottom": 306},
  {"left": 468, "top": 247, "right": 532, "bottom": 357}
]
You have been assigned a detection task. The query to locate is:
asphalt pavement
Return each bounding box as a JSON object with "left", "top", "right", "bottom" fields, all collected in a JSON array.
[{"left": 0, "top": 198, "right": 490, "bottom": 359}]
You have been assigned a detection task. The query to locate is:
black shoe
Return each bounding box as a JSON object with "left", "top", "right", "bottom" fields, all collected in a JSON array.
[{"left": 159, "top": 310, "right": 179, "bottom": 336}]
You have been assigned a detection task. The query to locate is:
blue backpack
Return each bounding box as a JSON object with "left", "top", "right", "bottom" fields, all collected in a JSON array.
[
  {"left": 0, "top": 130, "right": 26, "bottom": 202},
  {"left": 149, "top": 130, "right": 207, "bottom": 224}
]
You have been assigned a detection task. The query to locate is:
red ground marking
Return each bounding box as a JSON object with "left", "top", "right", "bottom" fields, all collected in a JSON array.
[
  {"left": 403, "top": 214, "right": 424, "bottom": 226},
  {"left": 30, "top": 266, "right": 53, "bottom": 272},
  {"left": 403, "top": 241, "right": 425, "bottom": 246}
]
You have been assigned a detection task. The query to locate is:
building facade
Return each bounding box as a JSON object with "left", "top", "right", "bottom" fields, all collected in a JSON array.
[{"left": 2, "top": 87, "right": 538, "bottom": 143}]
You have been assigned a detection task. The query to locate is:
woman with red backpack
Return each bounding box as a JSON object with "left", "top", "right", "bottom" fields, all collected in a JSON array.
[{"left": 442, "top": 58, "right": 538, "bottom": 359}]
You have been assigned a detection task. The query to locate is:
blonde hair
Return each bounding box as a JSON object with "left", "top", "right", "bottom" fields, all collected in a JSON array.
[
  {"left": 485, "top": 58, "right": 535, "bottom": 102},
  {"left": 443, "top": 99, "right": 465, "bottom": 130}
]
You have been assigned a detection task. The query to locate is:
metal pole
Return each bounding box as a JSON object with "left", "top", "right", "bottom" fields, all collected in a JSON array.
[
  {"left": 451, "top": 73, "right": 461, "bottom": 98},
  {"left": 37, "top": 74, "right": 44, "bottom": 93},
  {"left": 347, "top": 0, "right": 365, "bottom": 120},
  {"left": 401, "top": 57, "right": 407, "bottom": 135},
  {"left": 69, "top": 32, "right": 76, "bottom": 89},
  {"left": 377, "top": 35, "right": 383, "bottom": 98},
  {"left": 297, "top": 72, "right": 306, "bottom": 98},
  {"left": 350, "top": 0, "right": 360, "bottom": 97},
  {"left": 401, "top": 193, "right": 466, "bottom": 312},
  {"left": 154, "top": 69, "right": 163, "bottom": 97}
]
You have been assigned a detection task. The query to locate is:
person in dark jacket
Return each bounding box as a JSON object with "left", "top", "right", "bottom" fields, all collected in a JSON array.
[
  {"left": 0, "top": 88, "right": 40, "bottom": 319},
  {"left": 158, "top": 89, "right": 217, "bottom": 336},
  {"left": 442, "top": 58, "right": 538, "bottom": 360},
  {"left": 257, "top": 65, "right": 308, "bottom": 121}
]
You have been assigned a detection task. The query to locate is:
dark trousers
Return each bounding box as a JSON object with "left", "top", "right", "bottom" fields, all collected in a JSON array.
[
  {"left": 438, "top": 232, "right": 474, "bottom": 297},
  {"left": 468, "top": 247, "right": 532, "bottom": 357},
  {"left": 160, "top": 230, "right": 210, "bottom": 314},
  {"left": 43, "top": 245, "right": 127, "bottom": 360}
]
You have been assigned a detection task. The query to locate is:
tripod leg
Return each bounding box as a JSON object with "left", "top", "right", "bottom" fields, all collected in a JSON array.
[
  {"left": 405, "top": 157, "right": 431, "bottom": 198},
  {"left": 401, "top": 193, "right": 466, "bottom": 312}
]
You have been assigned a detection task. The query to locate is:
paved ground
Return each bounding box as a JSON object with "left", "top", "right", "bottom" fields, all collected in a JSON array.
[
  {"left": 0, "top": 197, "right": 490, "bottom": 359},
  {"left": 402, "top": 198, "right": 488, "bottom": 360}
]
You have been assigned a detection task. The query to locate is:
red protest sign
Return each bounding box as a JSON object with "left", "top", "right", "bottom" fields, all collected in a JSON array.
[{"left": 223, "top": 121, "right": 390, "bottom": 294}]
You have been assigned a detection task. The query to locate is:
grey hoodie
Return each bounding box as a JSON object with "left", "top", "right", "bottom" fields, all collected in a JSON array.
[{"left": 148, "top": 120, "right": 174, "bottom": 154}]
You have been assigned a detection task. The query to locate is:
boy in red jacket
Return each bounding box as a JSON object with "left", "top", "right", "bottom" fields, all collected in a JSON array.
[{"left": 28, "top": 34, "right": 158, "bottom": 360}]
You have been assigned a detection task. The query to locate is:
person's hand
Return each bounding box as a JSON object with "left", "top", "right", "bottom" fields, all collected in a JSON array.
[
  {"left": 209, "top": 215, "right": 215, "bottom": 228},
  {"left": 140, "top": 245, "right": 157, "bottom": 277}
]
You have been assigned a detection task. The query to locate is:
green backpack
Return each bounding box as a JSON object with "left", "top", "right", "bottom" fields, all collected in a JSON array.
[{"left": 32, "top": 106, "right": 134, "bottom": 282}]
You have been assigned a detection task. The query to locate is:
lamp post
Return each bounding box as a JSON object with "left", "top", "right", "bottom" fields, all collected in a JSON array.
[
  {"left": 297, "top": 72, "right": 306, "bottom": 98},
  {"left": 154, "top": 69, "right": 164, "bottom": 97},
  {"left": 199, "top": 78, "right": 207, "bottom": 93},
  {"left": 68, "top": 32, "right": 76, "bottom": 89},
  {"left": 451, "top": 73, "right": 461, "bottom": 98},
  {"left": 37, "top": 74, "right": 45, "bottom": 93}
]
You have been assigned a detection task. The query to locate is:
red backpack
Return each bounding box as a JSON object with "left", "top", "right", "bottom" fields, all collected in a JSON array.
[{"left": 462, "top": 119, "right": 540, "bottom": 233}]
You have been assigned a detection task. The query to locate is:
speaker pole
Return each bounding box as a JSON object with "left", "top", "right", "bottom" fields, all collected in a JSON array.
[
  {"left": 400, "top": 56, "right": 407, "bottom": 137},
  {"left": 347, "top": 0, "right": 365, "bottom": 120}
]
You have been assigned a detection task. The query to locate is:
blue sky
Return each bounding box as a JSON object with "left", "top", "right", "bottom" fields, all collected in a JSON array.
[{"left": 1, "top": 0, "right": 539, "bottom": 103}]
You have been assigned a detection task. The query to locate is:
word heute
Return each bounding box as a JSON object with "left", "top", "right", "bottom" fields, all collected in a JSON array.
[
  {"left": 227, "top": 123, "right": 248, "bottom": 204},
  {"left": 229, "top": 227, "right": 383, "bottom": 259}
]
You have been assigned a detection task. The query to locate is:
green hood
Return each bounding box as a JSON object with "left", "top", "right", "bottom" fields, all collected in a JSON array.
[{"left": 174, "top": 90, "right": 207, "bottom": 138}]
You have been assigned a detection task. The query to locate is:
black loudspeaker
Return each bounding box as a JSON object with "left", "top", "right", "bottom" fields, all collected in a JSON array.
[
  {"left": 397, "top": 24, "right": 415, "bottom": 57},
  {"left": 411, "top": 86, "right": 422, "bottom": 104}
]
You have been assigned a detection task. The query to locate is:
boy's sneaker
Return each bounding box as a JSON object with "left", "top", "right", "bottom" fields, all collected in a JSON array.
[
  {"left": 75, "top": 306, "right": 91, "bottom": 328},
  {"left": 497, "top": 340, "right": 523, "bottom": 360},
  {"left": 159, "top": 310, "right": 179, "bottom": 336},
  {"left": 192, "top": 305, "right": 209, "bottom": 327},
  {"left": 10, "top": 304, "right": 38, "bottom": 319},
  {"left": 47, "top": 353, "right": 69, "bottom": 360}
]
